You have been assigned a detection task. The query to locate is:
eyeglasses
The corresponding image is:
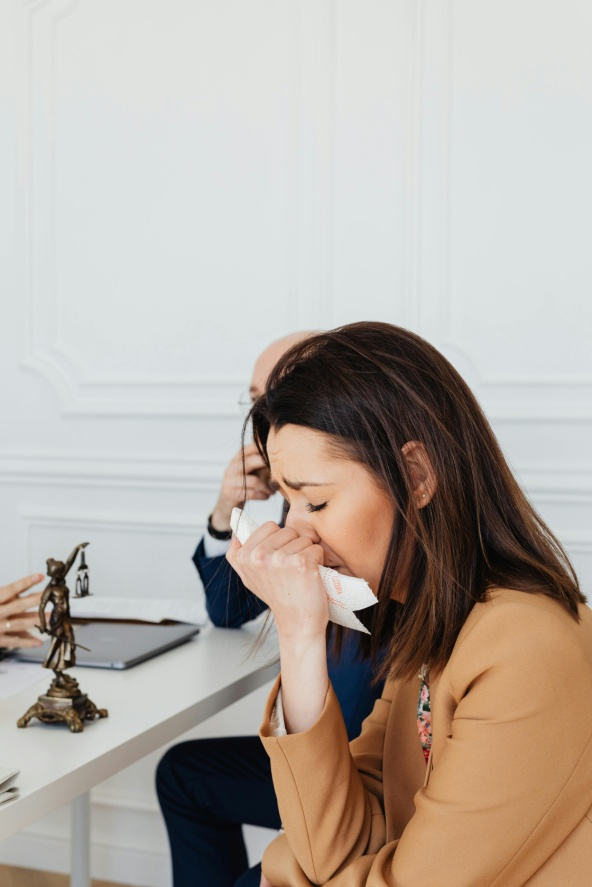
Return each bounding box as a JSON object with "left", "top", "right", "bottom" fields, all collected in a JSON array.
[{"left": 238, "top": 391, "right": 254, "bottom": 418}]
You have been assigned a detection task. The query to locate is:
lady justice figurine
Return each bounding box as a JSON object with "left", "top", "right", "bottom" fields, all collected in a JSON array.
[{"left": 18, "top": 543, "right": 108, "bottom": 733}]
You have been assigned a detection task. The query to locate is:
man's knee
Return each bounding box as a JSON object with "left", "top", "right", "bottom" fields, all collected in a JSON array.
[{"left": 156, "top": 740, "right": 203, "bottom": 805}]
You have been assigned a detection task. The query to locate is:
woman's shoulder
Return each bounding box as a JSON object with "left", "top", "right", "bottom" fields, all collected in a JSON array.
[
  {"left": 446, "top": 588, "right": 592, "bottom": 691},
  {"left": 465, "top": 586, "right": 589, "bottom": 634}
]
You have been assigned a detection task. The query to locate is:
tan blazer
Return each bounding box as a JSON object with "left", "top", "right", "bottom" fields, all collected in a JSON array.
[{"left": 259, "top": 589, "right": 592, "bottom": 886}]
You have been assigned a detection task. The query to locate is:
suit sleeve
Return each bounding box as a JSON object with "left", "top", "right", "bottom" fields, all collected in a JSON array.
[
  {"left": 327, "top": 630, "right": 384, "bottom": 741},
  {"left": 260, "top": 599, "right": 592, "bottom": 887},
  {"left": 192, "top": 538, "right": 268, "bottom": 627}
]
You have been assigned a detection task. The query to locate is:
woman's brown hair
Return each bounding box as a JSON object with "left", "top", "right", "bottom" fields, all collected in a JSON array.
[{"left": 248, "top": 321, "right": 585, "bottom": 682}]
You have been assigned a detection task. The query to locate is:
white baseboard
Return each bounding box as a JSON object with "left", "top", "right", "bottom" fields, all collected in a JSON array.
[
  {"left": 0, "top": 828, "right": 172, "bottom": 887},
  {"left": 0, "top": 802, "right": 276, "bottom": 886}
]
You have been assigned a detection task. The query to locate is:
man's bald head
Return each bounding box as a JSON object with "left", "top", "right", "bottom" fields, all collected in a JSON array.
[{"left": 249, "top": 332, "right": 315, "bottom": 401}]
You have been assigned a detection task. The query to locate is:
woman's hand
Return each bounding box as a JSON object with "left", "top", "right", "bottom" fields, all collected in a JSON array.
[
  {"left": 228, "top": 523, "right": 330, "bottom": 734},
  {"left": 227, "top": 521, "right": 328, "bottom": 640},
  {"left": 0, "top": 574, "right": 45, "bottom": 648},
  {"left": 260, "top": 874, "right": 273, "bottom": 887}
]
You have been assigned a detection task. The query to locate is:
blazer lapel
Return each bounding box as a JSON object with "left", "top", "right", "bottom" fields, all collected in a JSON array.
[{"left": 382, "top": 675, "right": 428, "bottom": 842}]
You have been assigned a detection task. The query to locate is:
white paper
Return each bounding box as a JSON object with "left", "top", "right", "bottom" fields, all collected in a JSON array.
[
  {"left": 0, "top": 766, "right": 19, "bottom": 804},
  {"left": 69, "top": 597, "right": 207, "bottom": 626},
  {"left": 0, "top": 767, "right": 19, "bottom": 792},
  {"left": 230, "top": 508, "right": 377, "bottom": 633}
]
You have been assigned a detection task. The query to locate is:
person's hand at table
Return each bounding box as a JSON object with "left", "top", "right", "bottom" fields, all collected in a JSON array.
[
  {"left": 228, "top": 523, "right": 329, "bottom": 734},
  {"left": 209, "top": 443, "right": 275, "bottom": 533},
  {"left": 0, "top": 573, "right": 45, "bottom": 649}
]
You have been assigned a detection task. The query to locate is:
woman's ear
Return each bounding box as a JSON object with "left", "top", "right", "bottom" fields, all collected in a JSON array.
[{"left": 401, "top": 441, "right": 437, "bottom": 508}]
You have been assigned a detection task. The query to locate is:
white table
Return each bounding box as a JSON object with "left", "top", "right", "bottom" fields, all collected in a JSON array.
[{"left": 0, "top": 623, "right": 279, "bottom": 886}]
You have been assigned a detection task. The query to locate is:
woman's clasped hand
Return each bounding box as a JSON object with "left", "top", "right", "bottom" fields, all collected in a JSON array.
[
  {"left": 0, "top": 573, "right": 45, "bottom": 649},
  {"left": 228, "top": 522, "right": 327, "bottom": 640}
]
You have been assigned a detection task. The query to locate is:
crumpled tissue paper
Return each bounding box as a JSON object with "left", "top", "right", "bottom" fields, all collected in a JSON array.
[{"left": 230, "top": 507, "right": 377, "bottom": 634}]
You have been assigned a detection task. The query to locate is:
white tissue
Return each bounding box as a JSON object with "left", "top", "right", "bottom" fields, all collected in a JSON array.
[{"left": 230, "top": 508, "right": 377, "bottom": 634}]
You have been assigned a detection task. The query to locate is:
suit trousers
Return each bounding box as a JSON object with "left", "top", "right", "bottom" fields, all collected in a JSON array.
[{"left": 156, "top": 735, "right": 281, "bottom": 887}]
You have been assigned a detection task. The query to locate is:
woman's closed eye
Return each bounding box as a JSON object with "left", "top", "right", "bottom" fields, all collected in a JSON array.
[
  {"left": 306, "top": 502, "right": 327, "bottom": 513},
  {"left": 281, "top": 499, "right": 327, "bottom": 518}
]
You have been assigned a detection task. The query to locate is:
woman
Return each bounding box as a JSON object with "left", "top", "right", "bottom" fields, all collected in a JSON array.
[{"left": 228, "top": 322, "right": 592, "bottom": 887}]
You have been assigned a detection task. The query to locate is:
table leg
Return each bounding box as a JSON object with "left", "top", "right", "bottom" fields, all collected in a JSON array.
[{"left": 70, "top": 792, "right": 91, "bottom": 887}]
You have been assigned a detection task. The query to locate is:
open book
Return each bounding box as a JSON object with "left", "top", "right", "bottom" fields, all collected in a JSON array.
[{"left": 0, "top": 766, "right": 19, "bottom": 805}]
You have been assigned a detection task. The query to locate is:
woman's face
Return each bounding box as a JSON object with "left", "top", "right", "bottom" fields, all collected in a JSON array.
[{"left": 267, "top": 424, "right": 395, "bottom": 594}]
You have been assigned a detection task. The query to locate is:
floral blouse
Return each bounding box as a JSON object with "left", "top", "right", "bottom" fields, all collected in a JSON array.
[{"left": 417, "top": 665, "right": 432, "bottom": 765}]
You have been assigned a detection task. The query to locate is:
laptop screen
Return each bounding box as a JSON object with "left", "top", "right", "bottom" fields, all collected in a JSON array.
[{"left": 16, "top": 621, "right": 200, "bottom": 670}]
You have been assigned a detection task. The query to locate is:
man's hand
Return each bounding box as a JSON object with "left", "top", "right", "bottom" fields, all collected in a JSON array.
[
  {"left": 210, "top": 443, "right": 275, "bottom": 532},
  {"left": 0, "top": 574, "right": 45, "bottom": 648}
]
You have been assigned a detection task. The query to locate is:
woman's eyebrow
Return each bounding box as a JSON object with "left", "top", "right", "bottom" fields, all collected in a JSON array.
[{"left": 281, "top": 477, "right": 334, "bottom": 491}]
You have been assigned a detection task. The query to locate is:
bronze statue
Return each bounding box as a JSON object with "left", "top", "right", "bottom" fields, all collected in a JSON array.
[
  {"left": 38, "top": 543, "right": 85, "bottom": 672},
  {"left": 18, "top": 543, "right": 108, "bottom": 733}
]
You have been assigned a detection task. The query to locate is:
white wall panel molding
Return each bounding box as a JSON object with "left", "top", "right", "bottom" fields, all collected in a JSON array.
[
  {"left": 17, "top": 0, "right": 302, "bottom": 417},
  {"left": 293, "top": 0, "right": 336, "bottom": 328},
  {"left": 17, "top": 0, "right": 241, "bottom": 416},
  {"left": 18, "top": 504, "right": 202, "bottom": 535},
  {"left": 413, "top": 0, "right": 453, "bottom": 341},
  {"left": 560, "top": 533, "right": 592, "bottom": 555},
  {"left": 0, "top": 818, "right": 171, "bottom": 887},
  {"left": 397, "top": 0, "right": 425, "bottom": 331},
  {"left": 414, "top": 0, "right": 592, "bottom": 420},
  {"left": 3, "top": 451, "right": 592, "bottom": 497},
  {"left": 0, "top": 450, "right": 226, "bottom": 491},
  {"left": 553, "top": 532, "right": 592, "bottom": 592},
  {"left": 92, "top": 785, "right": 158, "bottom": 815},
  {"left": 516, "top": 463, "right": 592, "bottom": 496},
  {"left": 16, "top": 504, "right": 208, "bottom": 602},
  {"left": 530, "top": 491, "right": 592, "bottom": 508}
]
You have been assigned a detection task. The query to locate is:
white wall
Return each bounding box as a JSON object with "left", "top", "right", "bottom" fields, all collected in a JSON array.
[{"left": 0, "top": 0, "right": 591, "bottom": 883}]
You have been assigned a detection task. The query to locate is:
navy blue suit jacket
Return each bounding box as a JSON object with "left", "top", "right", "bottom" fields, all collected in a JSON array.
[{"left": 192, "top": 538, "right": 384, "bottom": 741}]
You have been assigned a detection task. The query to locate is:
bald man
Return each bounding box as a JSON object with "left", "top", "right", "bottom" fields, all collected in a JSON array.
[{"left": 156, "top": 334, "right": 385, "bottom": 887}]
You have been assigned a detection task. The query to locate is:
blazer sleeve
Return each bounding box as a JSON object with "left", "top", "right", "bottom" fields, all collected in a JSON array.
[
  {"left": 260, "top": 597, "right": 592, "bottom": 887},
  {"left": 260, "top": 676, "right": 393, "bottom": 885},
  {"left": 388, "top": 597, "right": 592, "bottom": 887},
  {"left": 192, "top": 538, "right": 268, "bottom": 627}
]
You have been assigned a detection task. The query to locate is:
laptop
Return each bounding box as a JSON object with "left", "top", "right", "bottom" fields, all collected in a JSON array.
[{"left": 16, "top": 620, "right": 200, "bottom": 670}]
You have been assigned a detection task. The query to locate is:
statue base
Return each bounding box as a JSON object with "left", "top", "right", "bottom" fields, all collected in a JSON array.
[{"left": 17, "top": 673, "right": 108, "bottom": 733}]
